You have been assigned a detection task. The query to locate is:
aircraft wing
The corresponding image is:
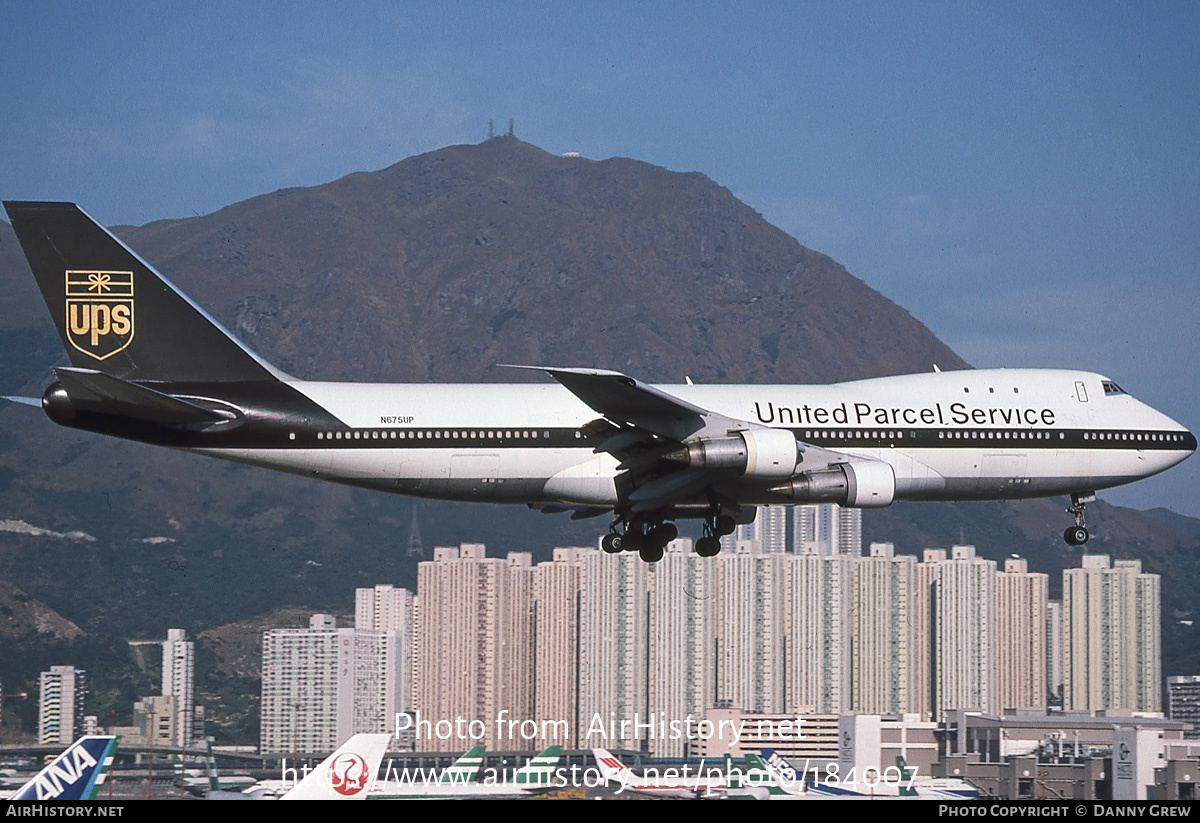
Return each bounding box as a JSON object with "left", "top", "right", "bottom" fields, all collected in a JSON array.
[
  {"left": 518, "top": 366, "right": 897, "bottom": 515},
  {"left": 504, "top": 365, "right": 744, "bottom": 440}
]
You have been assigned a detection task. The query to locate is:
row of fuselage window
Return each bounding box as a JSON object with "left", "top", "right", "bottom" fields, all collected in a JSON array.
[
  {"left": 794, "top": 429, "right": 1185, "bottom": 444},
  {"left": 303, "top": 427, "right": 1185, "bottom": 446},
  {"left": 801, "top": 429, "right": 1060, "bottom": 442},
  {"left": 1081, "top": 431, "right": 1188, "bottom": 443},
  {"left": 314, "top": 429, "right": 562, "bottom": 441}
]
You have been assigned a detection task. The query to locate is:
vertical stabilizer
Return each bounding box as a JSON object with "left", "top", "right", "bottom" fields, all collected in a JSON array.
[
  {"left": 512, "top": 746, "right": 562, "bottom": 787},
  {"left": 3, "top": 201, "right": 286, "bottom": 383},
  {"left": 441, "top": 745, "right": 486, "bottom": 784},
  {"left": 10, "top": 736, "right": 119, "bottom": 802},
  {"left": 279, "top": 734, "right": 391, "bottom": 801}
]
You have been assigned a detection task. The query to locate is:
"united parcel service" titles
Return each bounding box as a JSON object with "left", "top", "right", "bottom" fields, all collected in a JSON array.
[{"left": 753, "top": 400, "right": 1056, "bottom": 428}]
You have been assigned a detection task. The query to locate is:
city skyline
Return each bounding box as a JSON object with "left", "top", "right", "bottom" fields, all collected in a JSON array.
[
  {"left": 18, "top": 522, "right": 1176, "bottom": 755},
  {"left": 250, "top": 529, "right": 1162, "bottom": 757}
]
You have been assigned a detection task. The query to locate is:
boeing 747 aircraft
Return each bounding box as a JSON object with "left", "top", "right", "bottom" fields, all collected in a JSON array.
[{"left": 3, "top": 202, "right": 1194, "bottom": 561}]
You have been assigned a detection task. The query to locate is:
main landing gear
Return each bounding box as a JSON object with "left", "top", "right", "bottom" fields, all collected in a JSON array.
[
  {"left": 696, "top": 514, "right": 736, "bottom": 558},
  {"left": 602, "top": 518, "right": 678, "bottom": 563},
  {"left": 603, "top": 512, "right": 736, "bottom": 562},
  {"left": 1064, "top": 492, "right": 1095, "bottom": 546}
]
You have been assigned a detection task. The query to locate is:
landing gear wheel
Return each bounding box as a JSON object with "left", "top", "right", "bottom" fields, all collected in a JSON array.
[
  {"left": 649, "top": 522, "right": 678, "bottom": 546},
  {"left": 1063, "top": 491, "right": 1095, "bottom": 547},
  {"left": 714, "top": 515, "right": 737, "bottom": 536},
  {"left": 601, "top": 533, "right": 623, "bottom": 553},
  {"left": 639, "top": 543, "right": 664, "bottom": 563},
  {"left": 696, "top": 536, "right": 721, "bottom": 557},
  {"left": 622, "top": 530, "right": 644, "bottom": 553}
]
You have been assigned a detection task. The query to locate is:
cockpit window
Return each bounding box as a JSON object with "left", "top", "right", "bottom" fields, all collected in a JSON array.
[{"left": 1101, "top": 381, "right": 1127, "bottom": 396}]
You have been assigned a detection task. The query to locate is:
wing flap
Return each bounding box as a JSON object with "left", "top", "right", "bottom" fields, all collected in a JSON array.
[{"left": 628, "top": 469, "right": 711, "bottom": 511}]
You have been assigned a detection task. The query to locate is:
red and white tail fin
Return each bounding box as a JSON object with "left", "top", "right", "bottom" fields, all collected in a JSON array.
[
  {"left": 591, "top": 748, "right": 634, "bottom": 785},
  {"left": 279, "top": 734, "right": 391, "bottom": 801}
]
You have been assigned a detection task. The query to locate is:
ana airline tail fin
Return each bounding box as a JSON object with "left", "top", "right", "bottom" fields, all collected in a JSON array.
[{"left": 10, "top": 736, "right": 119, "bottom": 802}]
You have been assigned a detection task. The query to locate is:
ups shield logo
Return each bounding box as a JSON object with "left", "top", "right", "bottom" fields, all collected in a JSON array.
[{"left": 65, "top": 270, "right": 134, "bottom": 360}]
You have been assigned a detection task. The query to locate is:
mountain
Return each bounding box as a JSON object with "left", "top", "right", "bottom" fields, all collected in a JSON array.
[
  {"left": 0, "top": 579, "right": 83, "bottom": 639},
  {"left": 1, "top": 137, "right": 1197, "bottom": 708},
  {"left": 109, "top": 136, "right": 969, "bottom": 384}
]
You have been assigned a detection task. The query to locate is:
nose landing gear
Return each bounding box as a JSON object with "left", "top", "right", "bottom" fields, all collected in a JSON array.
[{"left": 1064, "top": 492, "right": 1095, "bottom": 546}]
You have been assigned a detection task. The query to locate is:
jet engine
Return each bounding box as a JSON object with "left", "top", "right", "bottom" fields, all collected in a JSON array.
[
  {"left": 665, "top": 428, "right": 799, "bottom": 480},
  {"left": 769, "top": 459, "right": 896, "bottom": 508}
]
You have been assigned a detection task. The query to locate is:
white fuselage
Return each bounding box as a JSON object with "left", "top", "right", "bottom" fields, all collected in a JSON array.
[{"left": 190, "top": 368, "right": 1193, "bottom": 511}]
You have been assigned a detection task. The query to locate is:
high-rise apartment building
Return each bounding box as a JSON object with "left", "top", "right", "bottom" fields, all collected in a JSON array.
[
  {"left": 413, "top": 544, "right": 535, "bottom": 750},
  {"left": 914, "top": 549, "right": 944, "bottom": 718},
  {"left": 996, "top": 559, "right": 1048, "bottom": 712},
  {"left": 161, "top": 628, "right": 195, "bottom": 747},
  {"left": 1047, "top": 600, "right": 1064, "bottom": 707},
  {"left": 786, "top": 552, "right": 853, "bottom": 713},
  {"left": 648, "top": 539, "right": 715, "bottom": 756},
  {"left": 734, "top": 506, "right": 789, "bottom": 553},
  {"left": 931, "top": 546, "right": 997, "bottom": 717},
  {"left": 578, "top": 549, "right": 648, "bottom": 750},
  {"left": 260, "top": 614, "right": 354, "bottom": 754},
  {"left": 356, "top": 584, "right": 414, "bottom": 633},
  {"left": 533, "top": 548, "right": 591, "bottom": 747},
  {"left": 1063, "top": 555, "right": 1161, "bottom": 713},
  {"left": 504, "top": 553, "right": 537, "bottom": 727},
  {"left": 261, "top": 591, "right": 420, "bottom": 756},
  {"left": 38, "top": 666, "right": 87, "bottom": 745},
  {"left": 716, "top": 548, "right": 787, "bottom": 713},
  {"left": 852, "top": 543, "right": 918, "bottom": 714},
  {"left": 794, "top": 504, "right": 862, "bottom": 556},
  {"left": 354, "top": 585, "right": 415, "bottom": 743}
]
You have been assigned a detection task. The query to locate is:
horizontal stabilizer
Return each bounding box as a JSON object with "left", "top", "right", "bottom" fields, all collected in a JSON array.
[
  {"left": 1, "top": 396, "right": 42, "bottom": 407},
  {"left": 54, "top": 368, "right": 233, "bottom": 426}
]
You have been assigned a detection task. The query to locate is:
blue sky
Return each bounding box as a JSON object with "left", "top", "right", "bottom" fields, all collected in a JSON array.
[{"left": 3, "top": 2, "right": 1197, "bottom": 516}]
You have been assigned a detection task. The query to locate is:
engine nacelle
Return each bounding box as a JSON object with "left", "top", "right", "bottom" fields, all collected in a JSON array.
[
  {"left": 669, "top": 428, "right": 799, "bottom": 481},
  {"left": 769, "top": 459, "right": 896, "bottom": 508}
]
